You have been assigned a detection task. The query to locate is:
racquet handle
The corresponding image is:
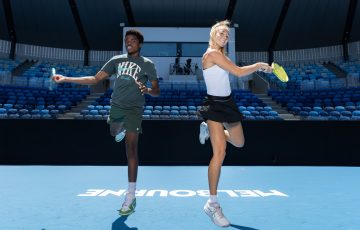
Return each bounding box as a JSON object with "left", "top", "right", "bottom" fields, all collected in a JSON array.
[
  {"left": 51, "top": 68, "right": 56, "bottom": 76},
  {"left": 51, "top": 68, "right": 60, "bottom": 80}
]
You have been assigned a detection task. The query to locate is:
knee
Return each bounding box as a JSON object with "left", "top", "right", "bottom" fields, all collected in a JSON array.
[
  {"left": 232, "top": 139, "right": 245, "bottom": 148},
  {"left": 109, "top": 123, "right": 123, "bottom": 137},
  {"left": 212, "top": 149, "right": 227, "bottom": 160},
  {"left": 110, "top": 128, "right": 119, "bottom": 137},
  {"left": 110, "top": 129, "right": 117, "bottom": 137}
]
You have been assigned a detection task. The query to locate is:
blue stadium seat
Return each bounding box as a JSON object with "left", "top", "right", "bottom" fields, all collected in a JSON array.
[
  {"left": 89, "top": 110, "right": 99, "bottom": 115},
  {"left": 341, "top": 111, "right": 352, "bottom": 117},
  {"left": 95, "top": 105, "right": 104, "bottom": 110},
  {"left": 143, "top": 110, "right": 152, "bottom": 115},
  {"left": 7, "top": 108, "right": 18, "bottom": 114},
  {"left": 3, "top": 104, "right": 13, "bottom": 110},
  {"left": 87, "top": 105, "right": 95, "bottom": 110},
  {"left": 238, "top": 106, "right": 246, "bottom": 112},
  {"left": 170, "top": 110, "right": 180, "bottom": 115},
  {"left": 84, "top": 115, "right": 94, "bottom": 120},
  {"left": 351, "top": 115, "right": 360, "bottom": 120},
  {"left": 329, "top": 111, "right": 341, "bottom": 118},
  {"left": 241, "top": 111, "right": 251, "bottom": 116},
  {"left": 352, "top": 110, "right": 360, "bottom": 116},
  {"left": 345, "top": 106, "right": 356, "bottom": 112},
  {"left": 335, "top": 106, "right": 345, "bottom": 112},
  {"left": 246, "top": 106, "right": 255, "bottom": 111},
  {"left": 188, "top": 110, "right": 197, "bottom": 115},
  {"left": 94, "top": 115, "right": 103, "bottom": 120},
  {"left": 319, "top": 111, "right": 329, "bottom": 117},
  {"left": 268, "top": 111, "right": 279, "bottom": 117},
  {"left": 313, "top": 107, "right": 322, "bottom": 112},
  {"left": 154, "top": 105, "right": 162, "bottom": 111},
  {"left": 179, "top": 106, "right": 187, "bottom": 111},
  {"left": 302, "top": 107, "right": 312, "bottom": 112},
  {"left": 8, "top": 114, "right": 20, "bottom": 119},
  {"left": 251, "top": 111, "right": 260, "bottom": 116},
  {"left": 179, "top": 110, "right": 188, "bottom": 115},
  {"left": 98, "top": 110, "right": 108, "bottom": 115},
  {"left": 324, "top": 106, "right": 335, "bottom": 112},
  {"left": 245, "top": 115, "right": 255, "bottom": 120},
  {"left": 161, "top": 110, "right": 170, "bottom": 115},
  {"left": 290, "top": 106, "right": 301, "bottom": 114},
  {"left": 299, "top": 111, "right": 309, "bottom": 117},
  {"left": 260, "top": 111, "right": 269, "bottom": 116},
  {"left": 41, "top": 114, "right": 52, "bottom": 119},
  {"left": 255, "top": 115, "right": 265, "bottom": 120},
  {"left": 339, "top": 116, "right": 350, "bottom": 120},
  {"left": 145, "top": 105, "right": 153, "bottom": 111},
  {"left": 309, "top": 111, "right": 319, "bottom": 117}
]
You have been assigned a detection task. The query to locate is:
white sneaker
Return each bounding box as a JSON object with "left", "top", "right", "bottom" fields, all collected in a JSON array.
[
  {"left": 199, "top": 122, "right": 209, "bottom": 144},
  {"left": 118, "top": 192, "right": 136, "bottom": 216},
  {"left": 115, "top": 129, "right": 126, "bottom": 142},
  {"left": 204, "top": 202, "right": 230, "bottom": 227}
]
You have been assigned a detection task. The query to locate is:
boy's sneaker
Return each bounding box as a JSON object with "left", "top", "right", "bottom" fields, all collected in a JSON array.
[
  {"left": 118, "top": 193, "right": 136, "bottom": 216},
  {"left": 115, "top": 129, "right": 126, "bottom": 142},
  {"left": 199, "top": 122, "right": 209, "bottom": 144},
  {"left": 204, "top": 201, "right": 230, "bottom": 227}
]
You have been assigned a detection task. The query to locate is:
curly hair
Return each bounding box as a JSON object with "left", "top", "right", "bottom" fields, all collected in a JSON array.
[{"left": 125, "top": 29, "right": 144, "bottom": 44}]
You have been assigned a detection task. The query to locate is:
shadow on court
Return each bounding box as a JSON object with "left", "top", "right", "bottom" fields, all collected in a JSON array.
[
  {"left": 111, "top": 216, "right": 258, "bottom": 230},
  {"left": 112, "top": 216, "right": 138, "bottom": 230},
  {"left": 230, "top": 224, "right": 260, "bottom": 230}
]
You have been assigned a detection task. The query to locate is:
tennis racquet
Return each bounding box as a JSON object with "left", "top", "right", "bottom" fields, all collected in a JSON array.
[{"left": 271, "top": 62, "right": 289, "bottom": 82}]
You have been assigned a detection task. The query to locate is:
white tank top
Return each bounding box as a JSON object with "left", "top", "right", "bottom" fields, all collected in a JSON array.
[{"left": 203, "top": 65, "right": 231, "bottom": 96}]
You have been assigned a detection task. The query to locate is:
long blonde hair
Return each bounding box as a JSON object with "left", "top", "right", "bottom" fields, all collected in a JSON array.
[{"left": 209, "top": 20, "right": 231, "bottom": 55}]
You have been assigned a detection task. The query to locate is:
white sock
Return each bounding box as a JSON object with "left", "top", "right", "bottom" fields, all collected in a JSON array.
[
  {"left": 128, "top": 182, "right": 136, "bottom": 194},
  {"left": 208, "top": 195, "right": 218, "bottom": 205}
]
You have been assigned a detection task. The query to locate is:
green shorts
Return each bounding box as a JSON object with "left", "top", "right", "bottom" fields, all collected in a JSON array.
[{"left": 107, "top": 105, "right": 143, "bottom": 133}]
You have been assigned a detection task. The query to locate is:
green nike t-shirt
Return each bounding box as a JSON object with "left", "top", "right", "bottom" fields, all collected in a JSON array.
[{"left": 101, "top": 54, "right": 158, "bottom": 108}]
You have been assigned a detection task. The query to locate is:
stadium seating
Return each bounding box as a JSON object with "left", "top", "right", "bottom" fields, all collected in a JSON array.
[{"left": 268, "top": 87, "right": 360, "bottom": 120}]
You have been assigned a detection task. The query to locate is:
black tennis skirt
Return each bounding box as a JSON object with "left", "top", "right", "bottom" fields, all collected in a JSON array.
[{"left": 198, "top": 94, "right": 244, "bottom": 123}]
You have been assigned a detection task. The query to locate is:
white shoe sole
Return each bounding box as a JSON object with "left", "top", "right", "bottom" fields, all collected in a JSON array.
[
  {"left": 204, "top": 207, "right": 230, "bottom": 227},
  {"left": 115, "top": 130, "right": 126, "bottom": 142},
  {"left": 199, "top": 122, "right": 209, "bottom": 144}
]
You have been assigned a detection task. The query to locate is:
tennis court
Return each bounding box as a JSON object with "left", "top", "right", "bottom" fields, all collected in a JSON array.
[{"left": 1, "top": 166, "right": 358, "bottom": 230}]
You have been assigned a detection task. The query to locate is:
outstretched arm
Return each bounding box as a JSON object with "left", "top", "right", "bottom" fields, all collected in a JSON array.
[
  {"left": 52, "top": 70, "right": 109, "bottom": 85},
  {"left": 205, "top": 50, "right": 272, "bottom": 77}
]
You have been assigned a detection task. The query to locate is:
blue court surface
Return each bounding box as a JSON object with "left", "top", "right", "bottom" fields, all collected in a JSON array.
[{"left": 0, "top": 166, "right": 359, "bottom": 230}]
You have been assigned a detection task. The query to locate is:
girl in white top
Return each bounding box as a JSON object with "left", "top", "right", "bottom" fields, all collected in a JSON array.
[{"left": 199, "top": 20, "right": 272, "bottom": 227}]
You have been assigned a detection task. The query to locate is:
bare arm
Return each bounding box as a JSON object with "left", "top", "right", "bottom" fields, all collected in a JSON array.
[
  {"left": 204, "top": 50, "right": 272, "bottom": 77},
  {"left": 52, "top": 70, "right": 109, "bottom": 85}
]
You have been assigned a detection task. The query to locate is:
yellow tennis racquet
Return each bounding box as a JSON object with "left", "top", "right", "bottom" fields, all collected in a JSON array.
[{"left": 271, "top": 62, "right": 289, "bottom": 82}]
